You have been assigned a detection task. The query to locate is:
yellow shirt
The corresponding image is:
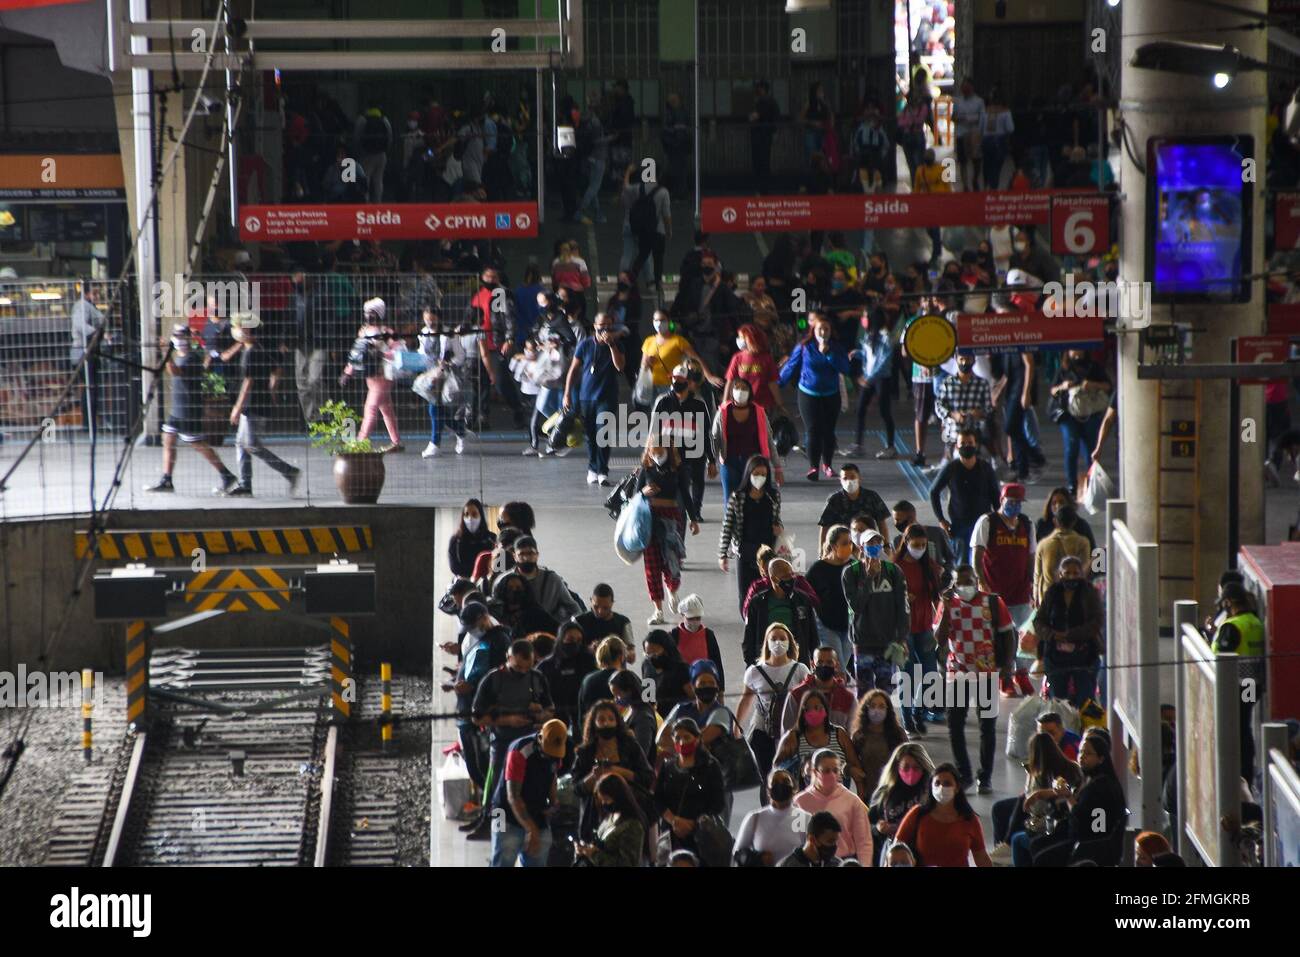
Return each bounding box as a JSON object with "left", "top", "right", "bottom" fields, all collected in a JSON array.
[
  {"left": 642, "top": 333, "right": 691, "bottom": 386},
  {"left": 913, "top": 163, "right": 952, "bottom": 195}
]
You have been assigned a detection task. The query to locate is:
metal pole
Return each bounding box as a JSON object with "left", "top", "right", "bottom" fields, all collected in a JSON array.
[
  {"left": 381, "top": 661, "right": 393, "bottom": 752},
  {"left": 1214, "top": 651, "right": 1241, "bottom": 866},
  {"left": 1260, "top": 722, "right": 1289, "bottom": 868},
  {"left": 1172, "top": 600, "right": 1197, "bottom": 861},
  {"left": 1228, "top": 339, "right": 1240, "bottom": 567},
  {"left": 223, "top": 1, "right": 239, "bottom": 228},
  {"left": 129, "top": 0, "right": 158, "bottom": 440},
  {"left": 81, "top": 669, "right": 94, "bottom": 763},
  {"left": 1137, "top": 540, "right": 1163, "bottom": 831},
  {"left": 693, "top": 0, "right": 701, "bottom": 222}
]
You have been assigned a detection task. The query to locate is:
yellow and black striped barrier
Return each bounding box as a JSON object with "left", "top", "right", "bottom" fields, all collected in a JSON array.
[
  {"left": 81, "top": 669, "right": 93, "bottom": 763},
  {"left": 125, "top": 620, "right": 150, "bottom": 729},
  {"left": 381, "top": 662, "right": 393, "bottom": 751},
  {"left": 182, "top": 566, "right": 293, "bottom": 613},
  {"left": 75, "top": 525, "right": 374, "bottom": 561},
  {"left": 329, "top": 617, "right": 353, "bottom": 720}
]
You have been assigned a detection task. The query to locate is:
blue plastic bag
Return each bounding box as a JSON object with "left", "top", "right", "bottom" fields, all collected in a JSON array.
[{"left": 615, "top": 492, "right": 653, "bottom": 557}]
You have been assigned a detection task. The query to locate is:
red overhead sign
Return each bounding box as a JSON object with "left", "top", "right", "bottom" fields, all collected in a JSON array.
[
  {"left": 1268, "top": 303, "right": 1300, "bottom": 336},
  {"left": 1049, "top": 194, "right": 1110, "bottom": 255},
  {"left": 956, "top": 312, "right": 1105, "bottom": 354},
  {"left": 702, "top": 190, "right": 1109, "bottom": 238},
  {"left": 1276, "top": 192, "right": 1300, "bottom": 250},
  {"left": 1238, "top": 335, "right": 1292, "bottom": 385},
  {"left": 238, "top": 203, "right": 539, "bottom": 242}
]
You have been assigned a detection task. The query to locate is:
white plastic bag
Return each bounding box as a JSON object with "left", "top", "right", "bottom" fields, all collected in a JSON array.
[
  {"left": 437, "top": 747, "right": 472, "bottom": 821},
  {"left": 441, "top": 368, "right": 462, "bottom": 406},
  {"left": 1077, "top": 460, "right": 1115, "bottom": 515},
  {"left": 633, "top": 366, "right": 656, "bottom": 407}
]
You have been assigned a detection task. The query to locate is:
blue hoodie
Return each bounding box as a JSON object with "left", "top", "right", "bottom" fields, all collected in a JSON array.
[{"left": 779, "top": 339, "right": 852, "bottom": 396}]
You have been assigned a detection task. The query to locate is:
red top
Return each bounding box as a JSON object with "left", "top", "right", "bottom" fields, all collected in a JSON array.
[
  {"left": 674, "top": 624, "right": 709, "bottom": 666},
  {"left": 897, "top": 554, "right": 942, "bottom": 635},
  {"left": 722, "top": 405, "right": 762, "bottom": 463},
  {"left": 977, "top": 514, "right": 1033, "bottom": 606},
  {"left": 894, "top": 806, "right": 985, "bottom": 867},
  {"left": 726, "top": 351, "right": 779, "bottom": 408},
  {"left": 470, "top": 287, "right": 496, "bottom": 350}
]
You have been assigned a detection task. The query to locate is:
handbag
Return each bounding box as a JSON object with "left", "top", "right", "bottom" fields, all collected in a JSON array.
[
  {"left": 707, "top": 707, "right": 762, "bottom": 791},
  {"left": 1067, "top": 383, "right": 1109, "bottom": 420},
  {"left": 694, "top": 814, "right": 735, "bottom": 867}
]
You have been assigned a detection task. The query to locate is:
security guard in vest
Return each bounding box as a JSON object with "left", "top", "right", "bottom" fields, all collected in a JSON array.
[{"left": 1211, "top": 582, "right": 1266, "bottom": 782}]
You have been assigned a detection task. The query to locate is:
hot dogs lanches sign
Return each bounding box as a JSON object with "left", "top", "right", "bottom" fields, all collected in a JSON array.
[
  {"left": 702, "top": 191, "right": 1056, "bottom": 233},
  {"left": 238, "top": 203, "right": 539, "bottom": 241}
]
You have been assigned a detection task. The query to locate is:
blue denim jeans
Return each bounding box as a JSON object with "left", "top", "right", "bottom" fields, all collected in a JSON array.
[
  {"left": 428, "top": 401, "right": 465, "bottom": 446},
  {"left": 1011, "top": 830, "right": 1034, "bottom": 867},
  {"left": 490, "top": 820, "right": 554, "bottom": 867},
  {"left": 1059, "top": 414, "right": 1102, "bottom": 493},
  {"left": 816, "top": 620, "right": 853, "bottom": 675},
  {"left": 853, "top": 652, "right": 896, "bottom": 700},
  {"left": 902, "top": 630, "right": 940, "bottom": 727},
  {"left": 580, "top": 397, "right": 615, "bottom": 475},
  {"left": 580, "top": 155, "right": 606, "bottom": 220},
  {"left": 720, "top": 455, "right": 746, "bottom": 506}
]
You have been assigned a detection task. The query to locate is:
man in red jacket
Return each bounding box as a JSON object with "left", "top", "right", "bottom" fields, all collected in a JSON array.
[
  {"left": 780, "top": 646, "right": 856, "bottom": 733},
  {"left": 970, "top": 483, "right": 1036, "bottom": 697}
]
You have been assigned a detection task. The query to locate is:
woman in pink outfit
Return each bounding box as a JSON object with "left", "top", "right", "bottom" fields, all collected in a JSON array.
[
  {"left": 340, "top": 297, "right": 403, "bottom": 452},
  {"left": 793, "top": 747, "right": 874, "bottom": 864}
]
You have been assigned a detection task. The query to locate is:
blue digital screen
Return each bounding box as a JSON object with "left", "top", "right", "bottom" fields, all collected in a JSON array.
[{"left": 1147, "top": 137, "right": 1252, "bottom": 302}]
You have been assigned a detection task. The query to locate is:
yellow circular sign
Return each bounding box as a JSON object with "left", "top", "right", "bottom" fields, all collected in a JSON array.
[{"left": 903, "top": 314, "right": 957, "bottom": 368}]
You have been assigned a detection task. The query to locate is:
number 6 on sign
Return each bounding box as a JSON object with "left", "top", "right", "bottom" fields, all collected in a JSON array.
[{"left": 1051, "top": 196, "right": 1109, "bottom": 255}]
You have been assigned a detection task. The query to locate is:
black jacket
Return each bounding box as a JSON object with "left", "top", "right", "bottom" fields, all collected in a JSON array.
[
  {"left": 449, "top": 529, "right": 495, "bottom": 579},
  {"left": 742, "top": 581, "right": 818, "bottom": 667},
  {"left": 929, "top": 456, "right": 1000, "bottom": 529},
  {"left": 1034, "top": 581, "right": 1103, "bottom": 667},
  {"left": 538, "top": 648, "right": 598, "bottom": 729},
  {"left": 572, "top": 733, "right": 655, "bottom": 840}
]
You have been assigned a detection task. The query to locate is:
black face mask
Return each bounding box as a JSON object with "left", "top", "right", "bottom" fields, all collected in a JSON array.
[
  {"left": 958, "top": 363, "right": 974, "bottom": 375},
  {"left": 672, "top": 380, "right": 688, "bottom": 394},
  {"left": 814, "top": 665, "right": 836, "bottom": 682},
  {"left": 650, "top": 654, "right": 670, "bottom": 670},
  {"left": 596, "top": 725, "right": 618, "bottom": 739},
  {"left": 958, "top": 446, "right": 978, "bottom": 460},
  {"left": 769, "top": 780, "right": 795, "bottom": 802},
  {"left": 505, "top": 591, "right": 525, "bottom": 605},
  {"left": 817, "top": 843, "right": 838, "bottom": 862},
  {"left": 560, "top": 641, "right": 580, "bottom": 658},
  {"left": 1062, "top": 579, "right": 1082, "bottom": 590},
  {"left": 617, "top": 281, "right": 630, "bottom": 293},
  {"left": 695, "top": 687, "right": 719, "bottom": 703},
  {"left": 516, "top": 561, "right": 538, "bottom": 574}
]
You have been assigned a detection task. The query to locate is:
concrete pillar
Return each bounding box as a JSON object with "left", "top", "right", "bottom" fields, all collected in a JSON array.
[{"left": 1117, "top": 0, "right": 1267, "bottom": 617}]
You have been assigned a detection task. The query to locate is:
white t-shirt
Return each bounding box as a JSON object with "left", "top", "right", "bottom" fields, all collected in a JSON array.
[
  {"left": 743, "top": 660, "right": 810, "bottom": 731},
  {"left": 733, "top": 804, "right": 809, "bottom": 864}
]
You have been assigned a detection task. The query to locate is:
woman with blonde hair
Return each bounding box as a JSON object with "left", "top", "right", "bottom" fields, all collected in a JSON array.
[{"left": 736, "top": 622, "right": 809, "bottom": 784}]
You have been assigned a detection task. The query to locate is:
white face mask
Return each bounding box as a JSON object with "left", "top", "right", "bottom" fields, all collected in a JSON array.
[
  {"left": 956, "top": 585, "right": 978, "bottom": 601},
  {"left": 736, "top": 336, "right": 748, "bottom": 351},
  {"left": 170, "top": 337, "right": 188, "bottom": 351},
  {"left": 733, "top": 389, "right": 750, "bottom": 406},
  {"left": 868, "top": 707, "right": 886, "bottom": 724},
  {"left": 464, "top": 516, "right": 481, "bottom": 533},
  {"left": 750, "top": 473, "right": 767, "bottom": 490},
  {"left": 651, "top": 451, "right": 668, "bottom": 466},
  {"left": 850, "top": 531, "right": 863, "bottom": 547},
  {"left": 932, "top": 781, "right": 957, "bottom": 804},
  {"left": 907, "top": 543, "right": 927, "bottom": 560},
  {"left": 768, "top": 639, "right": 789, "bottom": 657},
  {"left": 653, "top": 320, "right": 665, "bottom": 334},
  {"left": 815, "top": 330, "right": 829, "bottom": 342},
  {"left": 841, "top": 479, "right": 859, "bottom": 494}
]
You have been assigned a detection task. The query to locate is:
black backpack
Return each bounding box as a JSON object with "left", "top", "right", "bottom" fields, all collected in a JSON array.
[
  {"left": 360, "top": 114, "right": 390, "bottom": 154},
  {"left": 753, "top": 662, "right": 799, "bottom": 743},
  {"left": 629, "top": 184, "right": 661, "bottom": 241}
]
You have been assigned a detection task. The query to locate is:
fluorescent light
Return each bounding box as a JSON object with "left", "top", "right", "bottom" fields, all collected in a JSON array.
[
  {"left": 1213, "top": 72, "right": 1232, "bottom": 88},
  {"left": 30, "top": 291, "right": 63, "bottom": 301},
  {"left": 0, "top": 298, "right": 11, "bottom": 306},
  {"left": 1107, "top": 0, "right": 1121, "bottom": 8}
]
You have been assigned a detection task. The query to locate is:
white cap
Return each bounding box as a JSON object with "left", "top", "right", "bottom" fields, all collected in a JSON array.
[
  {"left": 1005, "top": 269, "right": 1041, "bottom": 290},
  {"left": 233, "top": 250, "right": 252, "bottom": 266},
  {"left": 0, "top": 266, "right": 17, "bottom": 279},
  {"left": 677, "top": 593, "right": 704, "bottom": 618},
  {"left": 363, "top": 297, "right": 386, "bottom": 321}
]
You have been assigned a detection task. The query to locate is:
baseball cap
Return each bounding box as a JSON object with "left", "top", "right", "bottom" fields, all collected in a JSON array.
[
  {"left": 1001, "top": 482, "right": 1027, "bottom": 501},
  {"left": 363, "top": 297, "right": 387, "bottom": 321},
  {"left": 459, "top": 600, "right": 488, "bottom": 629},
  {"left": 860, "top": 530, "right": 884, "bottom": 547},
  {"left": 689, "top": 659, "right": 720, "bottom": 683},
  {"left": 1005, "top": 268, "right": 1042, "bottom": 290},
  {"left": 230, "top": 312, "right": 261, "bottom": 339},
  {"left": 540, "top": 718, "right": 568, "bottom": 758},
  {"left": 672, "top": 362, "right": 691, "bottom": 380}
]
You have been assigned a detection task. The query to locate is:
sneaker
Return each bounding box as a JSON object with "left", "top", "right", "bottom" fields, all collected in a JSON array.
[
  {"left": 213, "top": 474, "right": 240, "bottom": 495},
  {"left": 806, "top": 468, "right": 819, "bottom": 482},
  {"left": 647, "top": 609, "right": 666, "bottom": 626},
  {"left": 842, "top": 443, "right": 861, "bottom": 456},
  {"left": 223, "top": 484, "right": 252, "bottom": 497},
  {"left": 1000, "top": 674, "right": 1021, "bottom": 698},
  {"left": 286, "top": 468, "right": 301, "bottom": 495},
  {"left": 875, "top": 447, "right": 898, "bottom": 460},
  {"left": 464, "top": 818, "right": 492, "bottom": 842},
  {"left": 382, "top": 443, "right": 405, "bottom": 454},
  {"left": 821, "top": 465, "right": 835, "bottom": 479},
  {"left": 1027, "top": 466, "right": 1046, "bottom": 484},
  {"left": 597, "top": 474, "right": 611, "bottom": 487},
  {"left": 911, "top": 453, "right": 927, "bottom": 467},
  {"left": 537, "top": 448, "right": 553, "bottom": 458},
  {"left": 924, "top": 709, "right": 945, "bottom": 724},
  {"left": 1014, "top": 669, "right": 1035, "bottom": 697},
  {"left": 587, "top": 470, "right": 598, "bottom": 485},
  {"left": 956, "top": 773, "right": 975, "bottom": 790},
  {"left": 422, "top": 442, "right": 439, "bottom": 458},
  {"left": 455, "top": 436, "right": 465, "bottom": 455},
  {"left": 978, "top": 780, "right": 993, "bottom": 795},
  {"left": 522, "top": 446, "right": 538, "bottom": 456},
  {"left": 457, "top": 811, "right": 485, "bottom": 833},
  {"left": 554, "top": 445, "right": 571, "bottom": 457},
  {"left": 999, "top": 466, "right": 1020, "bottom": 483},
  {"left": 145, "top": 477, "right": 175, "bottom": 493},
  {"left": 921, "top": 462, "right": 944, "bottom": 476}
]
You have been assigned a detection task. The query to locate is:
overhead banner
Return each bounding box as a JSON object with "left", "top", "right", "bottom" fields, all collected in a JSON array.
[
  {"left": 702, "top": 190, "right": 1109, "bottom": 250},
  {"left": 956, "top": 311, "right": 1105, "bottom": 354},
  {"left": 238, "top": 203, "right": 539, "bottom": 242},
  {"left": 0, "top": 154, "right": 124, "bottom": 200},
  {"left": 1275, "top": 192, "right": 1300, "bottom": 250}
]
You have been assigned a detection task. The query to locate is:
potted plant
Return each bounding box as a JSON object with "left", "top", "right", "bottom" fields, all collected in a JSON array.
[
  {"left": 309, "top": 399, "right": 386, "bottom": 504},
  {"left": 201, "top": 370, "right": 231, "bottom": 445}
]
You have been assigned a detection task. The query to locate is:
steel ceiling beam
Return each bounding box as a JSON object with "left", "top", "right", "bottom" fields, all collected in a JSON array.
[
  {"left": 119, "top": 51, "right": 560, "bottom": 71},
  {"left": 127, "top": 19, "right": 560, "bottom": 39}
]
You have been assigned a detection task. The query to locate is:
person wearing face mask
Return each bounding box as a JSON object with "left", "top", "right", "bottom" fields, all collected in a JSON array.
[
  {"left": 868, "top": 742, "right": 934, "bottom": 867},
  {"left": 462, "top": 267, "right": 525, "bottom": 430},
  {"left": 574, "top": 772, "right": 651, "bottom": 867},
  {"left": 912, "top": 148, "right": 951, "bottom": 266},
  {"left": 934, "top": 352, "right": 994, "bottom": 467},
  {"left": 894, "top": 525, "right": 947, "bottom": 736},
  {"left": 418, "top": 306, "right": 476, "bottom": 458},
  {"left": 563, "top": 312, "right": 626, "bottom": 486},
  {"left": 146, "top": 325, "right": 240, "bottom": 494},
  {"left": 632, "top": 436, "right": 702, "bottom": 625},
  {"left": 842, "top": 530, "right": 911, "bottom": 698},
  {"left": 776, "top": 690, "right": 865, "bottom": 792},
  {"left": 448, "top": 498, "right": 495, "bottom": 578},
  {"left": 971, "top": 482, "right": 1036, "bottom": 635},
  {"left": 893, "top": 762, "right": 992, "bottom": 867},
  {"left": 846, "top": 306, "right": 898, "bottom": 460},
  {"left": 493, "top": 536, "right": 580, "bottom": 623},
  {"left": 488, "top": 717, "right": 569, "bottom": 867},
  {"left": 639, "top": 310, "right": 722, "bottom": 408},
  {"left": 658, "top": 659, "right": 735, "bottom": 758},
  {"left": 928, "top": 428, "right": 999, "bottom": 566},
  {"left": 1012, "top": 728, "right": 1124, "bottom": 867},
  {"left": 792, "top": 749, "right": 873, "bottom": 863},
  {"left": 1008, "top": 227, "right": 1061, "bottom": 285},
  {"left": 609, "top": 670, "right": 660, "bottom": 755},
  {"left": 778, "top": 313, "right": 852, "bottom": 481},
  {"left": 712, "top": 378, "right": 780, "bottom": 504},
  {"left": 1048, "top": 348, "right": 1112, "bottom": 496},
  {"left": 933, "top": 564, "right": 1016, "bottom": 792},
  {"left": 538, "top": 621, "right": 598, "bottom": 732},
  {"left": 849, "top": 690, "right": 907, "bottom": 799},
  {"left": 781, "top": 646, "right": 856, "bottom": 734},
  {"left": 725, "top": 323, "right": 785, "bottom": 414},
  {"left": 1036, "top": 487, "right": 1096, "bottom": 552},
  {"left": 890, "top": 500, "right": 955, "bottom": 573},
  {"left": 817, "top": 462, "right": 890, "bottom": 553},
  {"left": 572, "top": 701, "right": 655, "bottom": 844},
  {"left": 718, "top": 455, "right": 783, "bottom": 613},
  {"left": 640, "top": 629, "right": 693, "bottom": 718},
  {"left": 1211, "top": 583, "right": 1266, "bottom": 782},
  {"left": 1033, "top": 556, "right": 1103, "bottom": 709},
  {"left": 780, "top": 810, "right": 844, "bottom": 867},
  {"left": 742, "top": 556, "right": 820, "bottom": 669},
  {"left": 988, "top": 730, "right": 1083, "bottom": 865},
  {"left": 734, "top": 769, "right": 809, "bottom": 866},
  {"left": 449, "top": 600, "right": 506, "bottom": 825},
  {"left": 806, "top": 526, "right": 856, "bottom": 669},
  {"left": 577, "top": 636, "right": 629, "bottom": 724},
  {"left": 654, "top": 717, "right": 727, "bottom": 861},
  {"left": 1033, "top": 504, "right": 1092, "bottom": 605},
  {"left": 670, "top": 594, "right": 725, "bottom": 685},
  {"left": 651, "top": 362, "right": 717, "bottom": 518},
  {"left": 737, "top": 623, "right": 810, "bottom": 784}
]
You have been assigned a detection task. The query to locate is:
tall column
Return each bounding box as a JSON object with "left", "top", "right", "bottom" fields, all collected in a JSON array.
[{"left": 1117, "top": 0, "right": 1267, "bottom": 616}]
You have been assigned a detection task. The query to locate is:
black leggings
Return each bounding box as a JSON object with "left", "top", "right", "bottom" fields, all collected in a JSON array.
[
  {"left": 855, "top": 383, "right": 894, "bottom": 447},
  {"left": 798, "top": 389, "right": 840, "bottom": 471}
]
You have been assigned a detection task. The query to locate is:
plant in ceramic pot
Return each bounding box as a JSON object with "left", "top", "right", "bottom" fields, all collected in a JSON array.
[{"left": 309, "top": 399, "right": 385, "bottom": 504}]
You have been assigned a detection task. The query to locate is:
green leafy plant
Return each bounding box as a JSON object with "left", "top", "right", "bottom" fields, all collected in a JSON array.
[
  {"left": 308, "top": 399, "right": 374, "bottom": 454},
  {"left": 201, "top": 371, "right": 228, "bottom": 397}
]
